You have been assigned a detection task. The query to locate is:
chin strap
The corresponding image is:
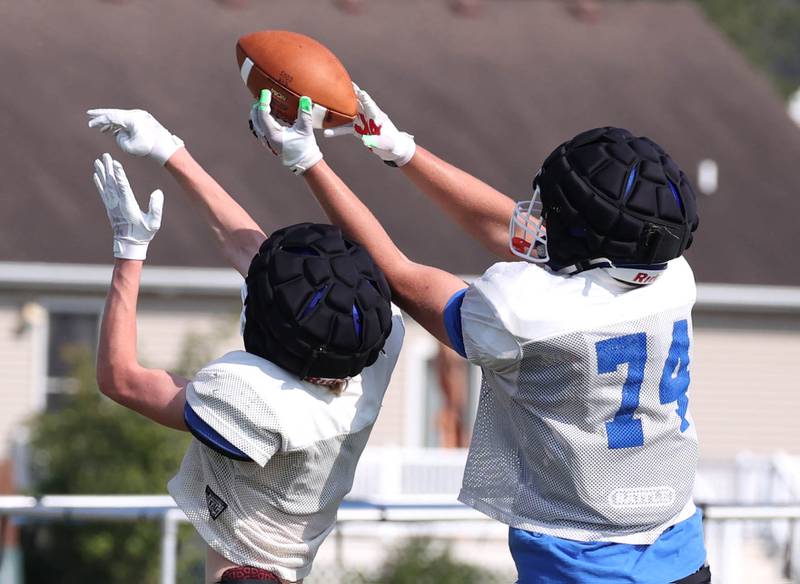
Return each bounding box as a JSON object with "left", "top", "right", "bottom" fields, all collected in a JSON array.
[{"left": 552, "top": 258, "right": 668, "bottom": 286}]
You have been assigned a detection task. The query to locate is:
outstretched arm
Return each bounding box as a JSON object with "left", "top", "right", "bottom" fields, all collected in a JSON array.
[
  {"left": 325, "top": 85, "right": 517, "bottom": 260},
  {"left": 92, "top": 154, "right": 188, "bottom": 430},
  {"left": 98, "top": 259, "right": 189, "bottom": 430},
  {"left": 249, "top": 91, "right": 466, "bottom": 346},
  {"left": 304, "top": 161, "right": 466, "bottom": 347},
  {"left": 164, "top": 149, "right": 266, "bottom": 276},
  {"left": 87, "top": 109, "right": 266, "bottom": 276},
  {"left": 400, "top": 146, "right": 516, "bottom": 259},
  {"left": 249, "top": 93, "right": 468, "bottom": 346}
]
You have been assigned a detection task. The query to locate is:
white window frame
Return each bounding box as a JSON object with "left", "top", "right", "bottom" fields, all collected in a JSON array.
[{"left": 35, "top": 296, "right": 105, "bottom": 411}]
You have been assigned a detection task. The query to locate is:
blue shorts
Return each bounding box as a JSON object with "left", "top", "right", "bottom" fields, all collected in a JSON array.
[{"left": 509, "top": 510, "right": 707, "bottom": 584}]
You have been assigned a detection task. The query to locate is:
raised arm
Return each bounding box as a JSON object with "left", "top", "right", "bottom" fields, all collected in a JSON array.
[
  {"left": 304, "top": 161, "right": 466, "bottom": 346},
  {"left": 87, "top": 108, "right": 265, "bottom": 276},
  {"left": 92, "top": 154, "right": 189, "bottom": 430},
  {"left": 324, "top": 85, "right": 517, "bottom": 260},
  {"left": 164, "top": 149, "right": 265, "bottom": 275},
  {"left": 249, "top": 92, "right": 466, "bottom": 347},
  {"left": 401, "top": 147, "right": 516, "bottom": 258}
]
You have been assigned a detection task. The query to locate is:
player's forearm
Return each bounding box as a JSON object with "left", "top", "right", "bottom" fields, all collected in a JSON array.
[
  {"left": 97, "top": 260, "right": 188, "bottom": 429},
  {"left": 165, "top": 148, "right": 266, "bottom": 276},
  {"left": 304, "top": 160, "right": 410, "bottom": 277},
  {"left": 402, "top": 147, "right": 517, "bottom": 259},
  {"left": 303, "top": 161, "right": 466, "bottom": 346},
  {"left": 97, "top": 260, "right": 145, "bottom": 397}
]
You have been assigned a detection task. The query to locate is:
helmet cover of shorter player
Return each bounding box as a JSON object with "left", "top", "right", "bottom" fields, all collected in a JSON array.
[
  {"left": 511, "top": 127, "right": 699, "bottom": 280},
  {"left": 243, "top": 223, "right": 393, "bottom": 380}
]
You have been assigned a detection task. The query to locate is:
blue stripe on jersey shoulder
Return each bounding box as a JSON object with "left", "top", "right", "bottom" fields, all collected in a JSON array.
[
  {"left": 444, "top": 288, "right": 468, "bottom": 358},
  {"left": 509, "top": 510, "right": 706, "bottom": 584},
  {"left": 184, "top": 402, "right": 252, "bottom": 462}
]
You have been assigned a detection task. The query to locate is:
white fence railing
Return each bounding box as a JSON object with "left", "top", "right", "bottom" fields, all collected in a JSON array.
[
  {"left": 731, "top": 453, "right": 800, "bottom": 583},
  {"left": 3, "top": 452, "right": 800, "bottom": 583},
  {"left": 0, "top": 496, "right": 495, "bottom": 584},
  {"left": 3, "top": 496, "right": 800, "bottom": 584}
]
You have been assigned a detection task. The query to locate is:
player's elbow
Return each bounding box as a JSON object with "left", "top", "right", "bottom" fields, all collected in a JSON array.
[
  {"left": 95, "top": 364, "right": 121, "bottom": 399},
  {"left": 222, "top": 230, "right": 266, "bottom": 276},
  {"left": 96, "top": 363, "right": 137, "bottom": 403},
  {"left": 396, "top": 260, "right": 435, "bottom": 294},
  {"left": 376, "top": 254, "right": 416, "bottom": 292}
]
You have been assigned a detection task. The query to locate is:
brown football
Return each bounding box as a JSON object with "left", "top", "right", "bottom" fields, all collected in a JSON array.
[{"left": 236, "top": 31, "right": 357, "bottom": 129}]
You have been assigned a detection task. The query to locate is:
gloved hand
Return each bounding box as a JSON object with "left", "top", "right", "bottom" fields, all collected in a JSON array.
[
  {"left": 87, "top": 108, "right": 184, "bottom": 166},
  {"left": 93, "top": 153, "right": 164, "bottom": 260},
  {"left": 249, "top": 90, "right": 323, "bottom": 175},
  {"left": 323, "top": 83, "right": 416, "bottom": 167}
]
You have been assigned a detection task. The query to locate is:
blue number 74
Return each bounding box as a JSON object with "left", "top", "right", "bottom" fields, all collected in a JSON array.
[{"left": 595, "top": 320, "right": 691, "bottom": 450}]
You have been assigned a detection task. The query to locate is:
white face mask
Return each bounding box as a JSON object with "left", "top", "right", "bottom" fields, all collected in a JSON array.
[
  {"left": 507, "top": 182, "right": 667, "bottom": 286},
  {"left": 509, "top": 184, "right": 549, "bottom": 264}
]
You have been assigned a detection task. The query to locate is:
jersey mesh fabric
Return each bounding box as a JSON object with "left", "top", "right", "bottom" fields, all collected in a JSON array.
[
  {"left": 186, "top": 365, "right": 283, "bottom": 466},
  {"left": 168, "top": 309, "right": 404, "bottom": 581},
  {"left": 458, "top": 259, "right": 698, "bottom": 544},
  {"left": 170, "top": 428, "right": 372, "bottom": 580}
]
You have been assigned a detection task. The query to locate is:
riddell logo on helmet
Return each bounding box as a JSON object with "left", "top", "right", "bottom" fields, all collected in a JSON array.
[{"left": 634, "top": 272, "right": 660, "bottom": 284}]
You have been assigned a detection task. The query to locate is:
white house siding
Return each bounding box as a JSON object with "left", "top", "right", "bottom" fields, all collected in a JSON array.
[
  {"left": 0, "top": 296, "right": 40, "bottom": 460},
  {"left": 0, "top": 290, "right": 250, "bottom": 462},
  {"left": 691, "top": 312, "right": 800, "bottom": 460},
  {"left": 135, "top": 295, "right": 243, "bottom": 371},
  {"left": 366, "top": 319, "right": 423, "bottom": 448}
]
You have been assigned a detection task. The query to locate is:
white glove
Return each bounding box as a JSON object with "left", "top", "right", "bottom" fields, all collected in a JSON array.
[
  {"left": 92, "top": 153, "right": 164, "bottom": 260},
  {"left": 249, "top": 90, "right": 323, "bottom": 175},
  {"left": 323, "top": 83, "right": 416, "bottom": 167},
  {"left": 87, "top": 108, "right": 184, "bottom": 166}
]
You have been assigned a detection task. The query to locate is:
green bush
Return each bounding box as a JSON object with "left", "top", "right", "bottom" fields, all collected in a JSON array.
[
  {"left": 22, "top": 347, "right": 201, "bottom": 584},
  {"left": 350, "top": 537, "right": 499, "bottom": 584}
]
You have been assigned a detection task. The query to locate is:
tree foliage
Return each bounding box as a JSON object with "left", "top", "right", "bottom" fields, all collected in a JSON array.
[
  {"left": 350, "top": 538, "right": 498, "bottom": 584},
  {"left": 694, "top": 0, "right": 800, "bottom": 96},
  {"left": 28, "top": 349, "right": 189, "bottom": 496},
  {"left": 21, "top": 346, "right": 204, "bottom": 584}
]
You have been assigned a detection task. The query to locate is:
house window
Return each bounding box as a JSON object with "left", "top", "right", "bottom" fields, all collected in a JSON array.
[{"left": 46, "top": 311, "right": 100, "bottom": 410}]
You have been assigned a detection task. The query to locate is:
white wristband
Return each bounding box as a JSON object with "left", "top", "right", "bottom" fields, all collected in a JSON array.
[{"left": 113, "top": 239, "right": 149, "bottom": 260}]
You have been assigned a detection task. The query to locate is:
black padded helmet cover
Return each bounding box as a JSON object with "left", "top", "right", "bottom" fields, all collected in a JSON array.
[
  {"left": 243, "top": 223, "right": 393, "bottom": 380},
  {"left": 537, "top": 127, "right": 699, "bottom": 269}
]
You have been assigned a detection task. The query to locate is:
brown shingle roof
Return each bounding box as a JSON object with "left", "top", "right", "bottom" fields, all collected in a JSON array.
[{"left": 2, "top": 0, "right": 799, "bottom": 285}]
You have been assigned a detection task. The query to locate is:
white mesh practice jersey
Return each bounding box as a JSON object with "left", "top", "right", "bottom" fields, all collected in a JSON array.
[
  {"left": 458, "top": 258, "right": 698, "bottom": 544},
  {"left": 168, "top": 307, "right": 404, "bottom": 581}
]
